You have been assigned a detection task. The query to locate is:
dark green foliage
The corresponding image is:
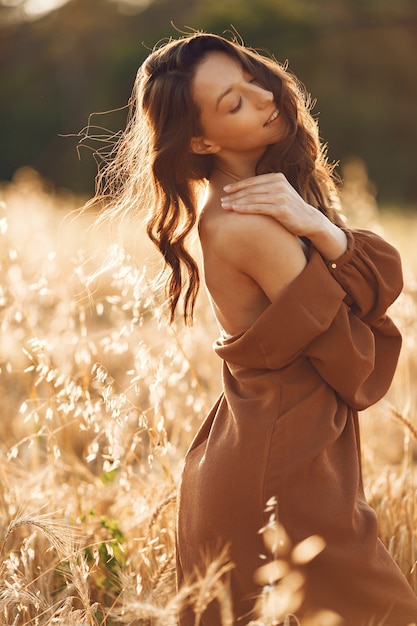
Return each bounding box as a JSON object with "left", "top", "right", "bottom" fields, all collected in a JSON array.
[{"left": 1, "top": 0, "right": 416, "bottom": 204}]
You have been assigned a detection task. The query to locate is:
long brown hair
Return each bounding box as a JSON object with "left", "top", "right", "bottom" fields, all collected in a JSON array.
[{"left": 92, "top": 32, "right": 342, "bottom": 324}]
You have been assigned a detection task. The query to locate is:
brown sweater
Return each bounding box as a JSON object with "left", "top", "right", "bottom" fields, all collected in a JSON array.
[{"left": 176, "top": 229, "right": 417, "bottom": 625}]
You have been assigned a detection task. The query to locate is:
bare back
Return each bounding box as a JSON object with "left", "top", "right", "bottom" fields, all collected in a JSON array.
[{"left": 198, "top": 182, "right": 308, "bottom": 337}]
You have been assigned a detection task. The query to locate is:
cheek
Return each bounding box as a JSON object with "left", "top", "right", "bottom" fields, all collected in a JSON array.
[
  {"left": 202, "top": 118, "right": 236, "bottom": 144},
  {"left": 199, "top": 114, "right": 221, "bottom": 140}
]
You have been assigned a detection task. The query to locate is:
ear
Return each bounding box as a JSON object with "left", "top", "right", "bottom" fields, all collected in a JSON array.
[{"left": 190, "top": 136, "right": 220, "bottom": 155}]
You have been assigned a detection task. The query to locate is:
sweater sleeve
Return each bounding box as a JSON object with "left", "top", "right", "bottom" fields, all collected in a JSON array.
[
  {"left": 305, "top": 305, "right": 401, "bottom": 411},
  {"left": 305, "top": 230, "right": 403, "bottom": 410},
  {"left": 325, "top": 228, "right": 403, "bottom": 324}
]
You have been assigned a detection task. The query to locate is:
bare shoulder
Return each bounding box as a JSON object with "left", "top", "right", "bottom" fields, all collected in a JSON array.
[
  {"left": 199, "top": 205, "right": 301, "bottom": 266},
  {"left": 198, "top": 190, "right": 309, "bottom": 322}
]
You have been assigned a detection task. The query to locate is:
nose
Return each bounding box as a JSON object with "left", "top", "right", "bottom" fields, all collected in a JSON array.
[{"left": 250, "top": 84, "right": 273, "bottom": 109}]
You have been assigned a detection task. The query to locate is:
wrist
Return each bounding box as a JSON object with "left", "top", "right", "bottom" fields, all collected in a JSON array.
[{"left": 309, "top": 213, "right": 348, "bottom": 261}]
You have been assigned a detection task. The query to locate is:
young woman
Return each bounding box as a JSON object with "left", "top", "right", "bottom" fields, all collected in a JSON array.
[{"left": 94, "top": 32, "right": 417, "bottom": 625}]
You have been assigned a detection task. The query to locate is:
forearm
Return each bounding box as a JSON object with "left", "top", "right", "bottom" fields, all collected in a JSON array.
[{"left": 308, "top": 211, "right": 348, "bottom": 261}]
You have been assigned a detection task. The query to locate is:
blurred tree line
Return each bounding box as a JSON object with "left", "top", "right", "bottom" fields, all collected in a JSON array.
[{"left": 1, "top": 0, "right": 416, "bottom": 206}]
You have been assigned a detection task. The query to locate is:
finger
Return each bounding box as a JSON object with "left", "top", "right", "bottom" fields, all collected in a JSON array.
[
  {"left": 225, "top": 183, "right": 278, "bottom": 199},
  {"left": 223, "top": 172, "right": 284, "bottom": 193},
  {"left": 222, "top": 200, "right": 277, "bottom": 214},
  {"left": 222, "top": 182, "right": 285, "bottom": 199},
  {"left": 223, "top": 203, "right": 278, "bottom": 215},
  {"left": 223, "top": 177, "right": 259, "bottom": 193},
  {"left": 221, "top": 193, "right": 274, "bottom": 209}
]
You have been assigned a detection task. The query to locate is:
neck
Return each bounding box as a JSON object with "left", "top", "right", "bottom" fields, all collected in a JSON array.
[
  {"left": 213, "top": 162, "right": 242, "bottom": 182},
  {"left": 212, "top": 154, "right": 261, "bottom": 183}
]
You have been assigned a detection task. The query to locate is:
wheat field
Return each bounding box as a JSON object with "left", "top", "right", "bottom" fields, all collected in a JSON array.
[{"left": 0, "top": 164, "right": 416, "bottom": 626}]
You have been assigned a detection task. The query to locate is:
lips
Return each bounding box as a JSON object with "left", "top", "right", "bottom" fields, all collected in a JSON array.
[{"left": 264, "top": 109, "right": 280, "bottom": 125}]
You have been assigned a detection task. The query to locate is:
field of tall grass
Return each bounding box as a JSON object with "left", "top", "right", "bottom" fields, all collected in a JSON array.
[{"left": 0, "top": 164, "right": 416, "bottom": 625}]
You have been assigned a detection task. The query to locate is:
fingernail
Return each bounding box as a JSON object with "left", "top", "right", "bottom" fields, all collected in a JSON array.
[{"left": 223, "top": 184, "right": 232, "bottom": 192}]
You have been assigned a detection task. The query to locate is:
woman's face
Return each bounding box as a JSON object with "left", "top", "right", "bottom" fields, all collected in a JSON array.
[{"left": 190, "top": 51, "right": 286, "bottom": 157}]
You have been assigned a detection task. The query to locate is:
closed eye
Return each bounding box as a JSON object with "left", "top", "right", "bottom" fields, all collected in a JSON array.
[
  {"left": 230, "top": 98, "right": 242, "bottom": 114},
  {"left": 229, "top": 77, "right": 261, "bottom": 113}
]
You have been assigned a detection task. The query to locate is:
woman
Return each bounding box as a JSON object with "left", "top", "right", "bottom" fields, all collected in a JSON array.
[{"left": 94, "top": 32, "right": 417, "bottom": 625}]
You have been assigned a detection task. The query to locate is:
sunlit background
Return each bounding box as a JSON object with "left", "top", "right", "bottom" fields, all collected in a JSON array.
[
  {"left": 1, "top": 0, "right": 417, "bottom": 208},
  {"left": 1, "top": 2, "right": 417, "bottom": 625}
]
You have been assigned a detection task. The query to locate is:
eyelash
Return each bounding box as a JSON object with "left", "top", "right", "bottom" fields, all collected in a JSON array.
[
  {"left": 230, "top": 78, "right": 258, "bottom": 114},
  {"left": 230, "top": 99, "right": 242, "bottom": 114}
]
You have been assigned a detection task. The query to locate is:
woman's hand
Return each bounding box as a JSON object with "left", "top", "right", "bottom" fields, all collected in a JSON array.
[{"left": 221, "top": 172, "right": 347, "bottom": 261}]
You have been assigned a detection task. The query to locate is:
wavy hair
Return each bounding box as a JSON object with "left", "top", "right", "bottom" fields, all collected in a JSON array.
[{"left": 91, "top": 32, "right": 342, "bottom": 324}]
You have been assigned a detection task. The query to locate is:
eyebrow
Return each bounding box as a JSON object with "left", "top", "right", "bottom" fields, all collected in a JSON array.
[{"left": 216, "top": 86, "right": 234, "bottom": 110}]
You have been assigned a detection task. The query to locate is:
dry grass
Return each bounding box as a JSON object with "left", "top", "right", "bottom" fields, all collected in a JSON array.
[{"left": 0, "top": 164, "right": 416, "bottom": 625}]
